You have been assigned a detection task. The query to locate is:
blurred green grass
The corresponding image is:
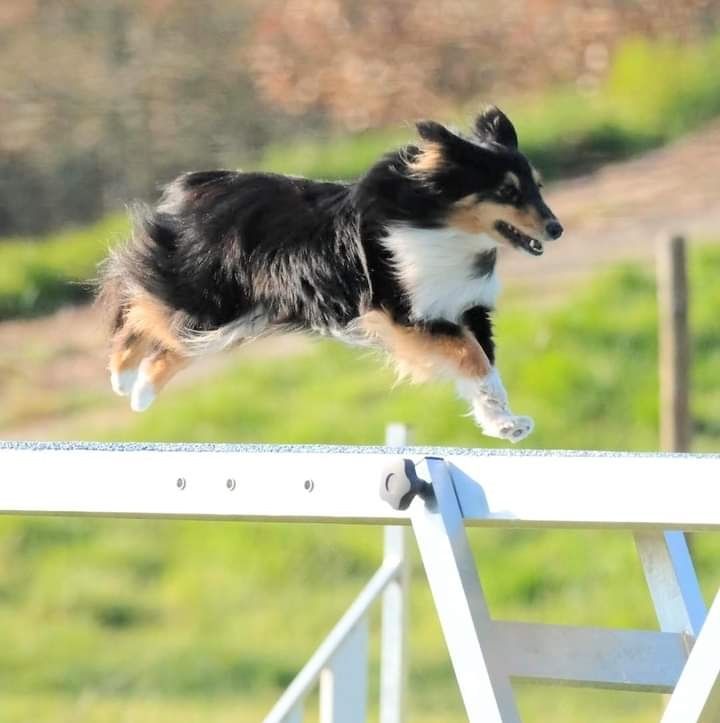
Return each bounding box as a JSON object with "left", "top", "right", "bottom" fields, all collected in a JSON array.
[
  {"left": 0, "top": 214, "right": 128, "bottom": 320},
  {"left": 3, "top": 34, "right": 720, "bottom": 321},
  {"left": 4, "top": 31, "right": 720, "bottom": 722},
  {"left": 3, "top": 246, "right": 720, "bottom": 721}
]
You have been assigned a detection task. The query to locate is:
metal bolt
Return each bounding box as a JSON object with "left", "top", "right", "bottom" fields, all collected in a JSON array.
[
  {"left": 176, "top": 477, "right": 186, "bottom": 490},
  {"left": 304, "top": 479, "right": 314, "bottom": 492},
  {"left": 226, "top": 478, "right": 236, "bottom": 491}
]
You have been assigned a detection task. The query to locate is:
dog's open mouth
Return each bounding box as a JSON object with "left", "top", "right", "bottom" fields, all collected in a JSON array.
[{"left": 494, "top": 221, "right": 544, "bottom": 256}]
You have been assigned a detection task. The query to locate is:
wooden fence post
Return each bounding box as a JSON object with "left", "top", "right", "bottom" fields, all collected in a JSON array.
[{"left": 657, "top": 234, "right": 690, "bottom": 453}]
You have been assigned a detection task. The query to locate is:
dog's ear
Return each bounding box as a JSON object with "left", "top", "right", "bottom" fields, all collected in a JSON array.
[
  {"left": 415, "top": 120, "right": 476, "bottom": 164},
  {"left": 474, "top": 106, "right": 518, "bottom": 149},
  {"left": 415, "top": 120, "right": 457, "bottom": 145}
]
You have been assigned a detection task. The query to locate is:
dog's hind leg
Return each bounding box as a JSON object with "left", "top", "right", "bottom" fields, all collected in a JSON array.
[
  {"left": 130, "top": 348, "right": 189, "bottom": 412},
  {"left": 106, "top": 292, "right": 191, "bottom": 411},
  {"left": 109, "top": 330, "right": 150, "bottom": 397}
]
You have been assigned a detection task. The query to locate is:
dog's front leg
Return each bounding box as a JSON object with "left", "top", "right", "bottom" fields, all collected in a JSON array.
[
  {"left": 456, "top": 370, "right": 534, "bottom": 442},
  {"left": 459, "top": 305, "right": 533, "bottom": 442},
  {"left": 360, "top": 309, "right": 533, "bottom": 442}
]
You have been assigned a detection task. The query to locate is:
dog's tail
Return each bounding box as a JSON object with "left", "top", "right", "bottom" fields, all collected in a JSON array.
[
  {"left": 97, "top": 170, "right": 239, "bottom": 334},
  {"left": 99, "top": 199, "right": 182, "bottom": 310}
]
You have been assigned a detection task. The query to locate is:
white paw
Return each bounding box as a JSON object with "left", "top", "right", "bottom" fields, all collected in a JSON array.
[
  {"left": 130, "top": 370, "right": 155, "bottom": 412},
  {"left": 457, "top": 369, "right": 533, "bottom": 442},
  {"left": 111, "top": 368, "right": 138, "bottom": 396},
  {"left": 493, "top": 415, "right": 534, "bottom": 443}
]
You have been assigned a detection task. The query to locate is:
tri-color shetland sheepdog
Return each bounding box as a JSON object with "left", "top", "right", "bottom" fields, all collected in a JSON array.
[{"left": 98, "top": 106, "right": 562, "bottom": 442}]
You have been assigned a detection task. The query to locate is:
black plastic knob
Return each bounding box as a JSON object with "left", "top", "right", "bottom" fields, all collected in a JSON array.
[{"left": 380, "top": 458, "right": 432, "bottom": 511}]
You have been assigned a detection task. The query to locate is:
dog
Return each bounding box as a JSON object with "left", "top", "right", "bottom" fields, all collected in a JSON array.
[{"left": 98, "top": 106, "right": 562, "bottom": 442}]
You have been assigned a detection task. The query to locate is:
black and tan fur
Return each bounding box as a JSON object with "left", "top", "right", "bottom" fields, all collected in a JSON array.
[{"left": 98, "top": 106, "right": 563, "bottom": 441}]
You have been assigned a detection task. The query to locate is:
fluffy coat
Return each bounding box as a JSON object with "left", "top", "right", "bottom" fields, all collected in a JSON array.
[{"left": 98, "top": 106, "right": 563, "bottom": 441}]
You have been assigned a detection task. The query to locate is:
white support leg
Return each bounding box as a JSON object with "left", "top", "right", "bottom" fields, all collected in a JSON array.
[
  {"left": 319, "top": 619, "right": 369, "bottom": 723},
  {"left": 661, "top": 588, "right": 720, "bottom": 722},
  {"left": 380, "top": 526, "right": 409, "bottom": 723},
  {"left": 380, "top": 422, "right": 410, "bottom": 723},
  {"left": 410, "top": 457, "right": 521, "bottom": 723},
  {"left": 635, "top": 530, "right": 706, "bottom": 635}
]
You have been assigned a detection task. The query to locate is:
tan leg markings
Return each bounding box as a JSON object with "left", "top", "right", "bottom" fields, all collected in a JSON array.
[
  {"left": 128, "top": 348, "right": 188, "bottom": 413},
  {"left": 140, "top": 349, "right": 189, "bottom": 392},
  {"left": 360, "top": 310, "right": 491, "bottom": 383},
  {"left": 107, "top": 293, "right": 189, "bottom": 402},
  {"left": 109, "top": 332, "right": 150, "bottom": 376},
  {"left": 122, "top": 293, "right": 185, "bottom": 353},
  {"left": 109, "top": 331, "right": 151, "bottom": 396},
  {"left": 361, "top": 310, "right": 533, "bottom": 443}
]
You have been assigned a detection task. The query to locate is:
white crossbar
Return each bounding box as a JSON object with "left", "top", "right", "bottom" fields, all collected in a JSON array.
[
  {"left": 3, "top": 443, "right": 720, "bottom": 530},
  {"left": 492, "top": 622, "right": 690, "bottom": 692},
  {"left": 3, "top": 440, "right": 720, "bottom": 722}
]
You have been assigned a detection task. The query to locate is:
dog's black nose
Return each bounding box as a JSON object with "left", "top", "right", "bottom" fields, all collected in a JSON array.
[{"left": 546, "top": 220, "right": 563, "bottom": 240}]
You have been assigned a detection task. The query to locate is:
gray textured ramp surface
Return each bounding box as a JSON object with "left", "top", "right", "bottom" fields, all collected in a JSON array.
[{"left": 1, "top": 439, "right": 719, "bottom": 460}]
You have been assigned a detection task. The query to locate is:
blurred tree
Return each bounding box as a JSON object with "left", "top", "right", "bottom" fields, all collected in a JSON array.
[
  {"left": 0, "top": 0, "right": 275, "bottom": 235},
  {"left": 246, "top": 0, "right": 720, "bottom": 127},
  {"left": 0, "top": 0, "right": 719, "bottom": 236}
]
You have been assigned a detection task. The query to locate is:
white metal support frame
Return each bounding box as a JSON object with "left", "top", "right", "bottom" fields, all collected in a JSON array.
[
  {"left": 379, "top": 525, "right": 409, "bottom": 723},
  {"left": 403, "top": 456, "right": 718, "bottom": 722},
  {"left": 379, "top": 424, "right": 411, "bottom": 723},
  {"left": 2, "top": 440, "right": 720, "bottom": 722},
  {"left": 411, "top": 456, "right": 520, "bottom": 721},
  {"left": 635, "top": 530, "right": 706, "bottom": 635},
  {"left": 319, "top": 620, "right": 369, "bottom": 723},
  {"left": 264, "top": 425, "right": 411, "bottom": 723},
  {"left": 662, "top": 588, "right": 720, "bottom": 722},
  {"left": 264, "top": 560, "right": 399, "bottom": 723}
]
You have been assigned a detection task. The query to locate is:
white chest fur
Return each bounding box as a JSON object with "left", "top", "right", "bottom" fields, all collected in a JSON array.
[{"left": 382, "top": 225, "right": 501, "bottom": 322}]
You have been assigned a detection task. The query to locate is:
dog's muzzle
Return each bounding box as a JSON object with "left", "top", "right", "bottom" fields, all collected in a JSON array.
[{"left": 494, "top": 219, "right": 563, "bottom": 256}]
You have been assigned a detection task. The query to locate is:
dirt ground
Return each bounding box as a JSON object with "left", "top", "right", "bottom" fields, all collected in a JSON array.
[{"left": 2, "top": 121, "right": 720, "bottom": 438}]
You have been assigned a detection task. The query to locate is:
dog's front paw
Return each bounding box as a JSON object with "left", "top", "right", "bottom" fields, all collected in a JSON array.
[
  {"left": 459, "top": 371, "right": 533, "bottom": 443},
  {"left": 495, "top": 415, "right": 534, "bottom": 442},
  {"left": 476, "top": 412, "right": 534, "bottom": 443}
]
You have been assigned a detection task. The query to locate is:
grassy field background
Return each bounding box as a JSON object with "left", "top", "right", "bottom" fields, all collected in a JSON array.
[
  {"left": 2, "top": 245, "right": 720, "bottom": 721},
  {"left": 3, "top": 31, "right": 720, "bottom": 722}
]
